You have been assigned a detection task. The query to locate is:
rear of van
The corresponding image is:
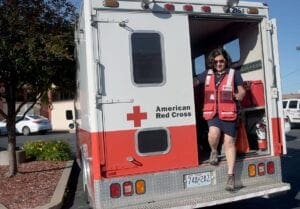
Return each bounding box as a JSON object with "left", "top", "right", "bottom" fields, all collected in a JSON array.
[{"left": 283, "top": 99, "right": 300, "bottom": 128}]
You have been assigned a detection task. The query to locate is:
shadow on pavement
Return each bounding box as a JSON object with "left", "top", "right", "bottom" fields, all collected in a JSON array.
[
  {"left": 279, "top": 146, "right": 300, "bottom": 208},
  {"left": 286, "top": 134, "right": 297, "bottom": 141},
  {"left": 61, "top": 159, "right": 82, "bottom": 209}
]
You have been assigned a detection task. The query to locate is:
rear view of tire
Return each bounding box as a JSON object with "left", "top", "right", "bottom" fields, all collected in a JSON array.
[{"left": 22, "top": 126, "right": 30, "bottom": 136}]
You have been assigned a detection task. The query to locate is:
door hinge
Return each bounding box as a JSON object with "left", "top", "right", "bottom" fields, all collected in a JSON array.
[
  {"left": 96, "top": 95, "right": 134, "bottom": 106},
  {"left": 265, "top": 21, "right": 274, "bottom": 33},
  {"left": 271, "top": 87, "right": 278, "bottom": 99},
  {"left": 92, "top": 15, "right": 129, "bottom": 25}
]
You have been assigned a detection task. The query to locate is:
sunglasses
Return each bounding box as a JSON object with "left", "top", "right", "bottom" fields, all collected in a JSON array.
[{"left": 214, "top": 59, "right": 225, "bottom": 64}]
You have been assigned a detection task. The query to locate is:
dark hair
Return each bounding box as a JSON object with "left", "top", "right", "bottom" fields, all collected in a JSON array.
[{"left": 207, "top": 48, "right": 232, "bottom": 69}]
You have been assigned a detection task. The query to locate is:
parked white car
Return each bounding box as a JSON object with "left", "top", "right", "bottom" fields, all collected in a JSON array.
[
  {"left": 0, "top": 115, "right": 52, "bottom": 136},
  {"left": 0, "top": 120, "right": 8, "bottom": 135},
  {"left": 283, "top": 99, "right": 300, "bottom": 128}
]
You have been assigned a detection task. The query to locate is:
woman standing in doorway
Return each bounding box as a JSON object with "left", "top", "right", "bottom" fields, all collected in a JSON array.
[{"left": 194, "top": 48, "right": 246, "bottom": 191}]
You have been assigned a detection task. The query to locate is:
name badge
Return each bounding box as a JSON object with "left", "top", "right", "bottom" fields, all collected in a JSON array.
[{"left": 221, "top": 86, "right": 233, "bottom": 101}]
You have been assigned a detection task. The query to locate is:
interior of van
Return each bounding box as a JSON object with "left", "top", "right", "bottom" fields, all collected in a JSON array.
[{"left": 189, "top": 16, "right": 268, "bottom": 163}]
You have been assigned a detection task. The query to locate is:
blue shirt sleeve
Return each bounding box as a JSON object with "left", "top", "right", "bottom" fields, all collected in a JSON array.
[
  {"left": 234, "top": 70, "right": 244, "bottom": 86},
  {"left": 196, "top": 71, "right": 208, "bottom": 84}
]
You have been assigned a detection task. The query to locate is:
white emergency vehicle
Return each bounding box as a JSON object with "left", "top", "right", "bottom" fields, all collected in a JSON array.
[
  {"left": 283, "top": 98, "right": 300, "bottom": 128},
  {"left": 74, "top": 0, "right": 290, "bottom": 208}
]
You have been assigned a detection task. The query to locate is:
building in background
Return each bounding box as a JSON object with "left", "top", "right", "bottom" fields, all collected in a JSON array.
[
  {"left": 283, "top": 93, "right": 300, "bottom": 99},
  {"left": 0, "top": 88, "right": 75, "bottom": 132}
]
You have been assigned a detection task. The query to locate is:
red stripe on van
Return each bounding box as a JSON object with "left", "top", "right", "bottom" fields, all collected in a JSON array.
[
  {"left": 77, "top": 129, "right": 104, "bottom": 183},
  {"left": 78, "top": 125, "right": 198, "bottom": 179},
  {"left": 272, "top": 117, "right": 283, "bottom": 156}
]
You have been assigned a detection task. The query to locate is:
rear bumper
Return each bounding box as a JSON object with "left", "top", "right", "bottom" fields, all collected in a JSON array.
[{"left": 118, "top": 182, "right": 290, "bottom": 209}]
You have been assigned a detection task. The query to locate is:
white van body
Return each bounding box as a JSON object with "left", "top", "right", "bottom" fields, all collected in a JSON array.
[
  {"left": 75, "top": 0, "right": 290, "bottom": 208},
  {"left": 51, "top": 100, "right": 75, "bottom": 131}
]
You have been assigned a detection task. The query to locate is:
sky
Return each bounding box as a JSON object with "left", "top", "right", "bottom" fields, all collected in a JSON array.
[
  {"left": 73, "top": 0, "right": 300, "bottom": 94},
  {"left": 245, "top": 0, "right": 300, "bottom": 94}
]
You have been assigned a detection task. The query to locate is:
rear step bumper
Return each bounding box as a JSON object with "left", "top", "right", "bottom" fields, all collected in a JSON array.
[{"left": 117, "top": 183, "right": 290, "bottom": 209}]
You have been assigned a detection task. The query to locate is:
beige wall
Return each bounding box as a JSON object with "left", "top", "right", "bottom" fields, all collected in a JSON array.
[{"left": 51, "top": 100, "right": 75, "bottom": 131}]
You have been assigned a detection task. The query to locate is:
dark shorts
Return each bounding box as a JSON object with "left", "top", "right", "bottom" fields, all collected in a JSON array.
[{"left": 207, "top": 116, "right": 237, "bottom": 137}]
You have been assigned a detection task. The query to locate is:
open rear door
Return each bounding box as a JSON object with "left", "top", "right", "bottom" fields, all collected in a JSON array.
[
  {"left": 269, "top": 18, "right": 287, "bottom": 155},
  {"left": 96, "top": 11, "right": 198, "bottom": 177}
]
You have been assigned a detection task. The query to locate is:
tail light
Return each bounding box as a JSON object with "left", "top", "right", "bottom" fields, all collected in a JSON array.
[
  {"left": 110, "top": 183, "right": 121, "bottom": 198},
  {"left": 110, "top": 180, "right": 146, "bottom": 198},
  {"left": 201, "top": 6, "right": 211, "bottom": 13},
  {"left": 103, "top": 0, "right": 119, "bottom": 8},
  {"left": 123, "top": 181, "right": 134, "bottom": 196},
  {"left": 164, "top": 3, "right": 175, "bottom": 11},
  {"left": 267, "top": 161, "right": 275, "bottom": 174},
  {"left": 135, "top": 179, "right": 146, "bottom": 194},
  {"left": 247, "top": 7, "right": 259, "bottom": 14},
  {"left": 258, "top": 163, "right": 266, "bottom": 176},
  {"left": 248, "top": 164, "right": 256, "bottom": 177},
  {"left": 183, "top": 4, "right": 193, "bottom": 12},
  {"left": 248, "top": 162, "right": 275, "bottom": 178}
]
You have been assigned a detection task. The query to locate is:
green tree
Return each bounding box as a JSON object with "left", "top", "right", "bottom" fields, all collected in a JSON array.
[{"left": 0, "top": 0, "right": 77, "bottom": 177}]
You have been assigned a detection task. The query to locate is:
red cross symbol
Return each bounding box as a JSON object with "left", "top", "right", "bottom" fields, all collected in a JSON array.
[{"left": 127, "top": 106, "right": 147, "bottom": 127}]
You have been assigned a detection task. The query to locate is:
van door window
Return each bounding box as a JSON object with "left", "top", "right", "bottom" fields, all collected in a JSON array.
[
  {"left": 289, "top": 100, "right": 297, "bottom": 109},
  {"left": 65, "top": 110, "right": 73, "bottom": 120},
  {"left": 224, "top": 38, "right": 240, "bottom": 63},
  {"left": 194, "top": 55, "right": 205, "bottom": 75},
  {"left": 131, "top": 32, "right": 164, "bottom": 85}
]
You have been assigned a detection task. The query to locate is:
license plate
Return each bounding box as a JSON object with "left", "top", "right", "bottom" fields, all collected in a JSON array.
[{"left": 184, "top": 172, "right": 214, "bottom": 188}]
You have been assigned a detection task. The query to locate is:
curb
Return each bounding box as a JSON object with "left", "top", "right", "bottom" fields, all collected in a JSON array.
[{"left": 32, "top": 160, "right": 74, "bottom": 209}]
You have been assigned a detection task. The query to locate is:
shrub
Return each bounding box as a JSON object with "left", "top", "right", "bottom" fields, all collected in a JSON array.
[{"left": 23, "top": 140, "right": 72, "bottom": 161}]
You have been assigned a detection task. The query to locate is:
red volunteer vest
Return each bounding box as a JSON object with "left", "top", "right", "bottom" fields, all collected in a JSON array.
[{"left": 203, "top": 69, "right": 237, "bottom": 121}]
